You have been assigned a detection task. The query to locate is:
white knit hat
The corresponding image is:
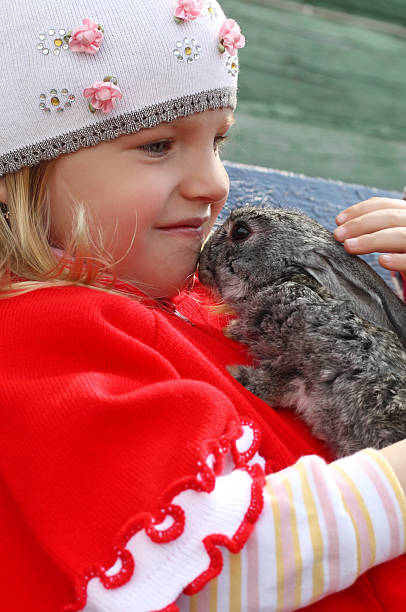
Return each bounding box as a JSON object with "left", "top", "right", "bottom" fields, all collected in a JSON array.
[{"left": 0, "top": 0, "right": 245, "bottom": 177}]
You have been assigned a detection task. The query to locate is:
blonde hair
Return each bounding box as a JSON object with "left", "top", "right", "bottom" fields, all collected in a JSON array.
[{"left": 0, "top": 160, "right": 140, "bottom": 301}]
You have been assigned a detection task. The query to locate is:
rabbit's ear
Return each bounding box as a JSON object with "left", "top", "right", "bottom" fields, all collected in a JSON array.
[{"left": 301, "top": 248, "right": 406, "bottom": 346}]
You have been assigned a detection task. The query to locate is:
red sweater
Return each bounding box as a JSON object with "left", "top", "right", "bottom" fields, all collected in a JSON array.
[{"left": 1, "top": 279, "right": 405, "bottom": 611}]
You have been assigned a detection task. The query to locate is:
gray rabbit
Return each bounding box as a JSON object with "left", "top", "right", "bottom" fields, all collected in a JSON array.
[{"left": 198, "top": 206, "right": 406, "bottom": 457}]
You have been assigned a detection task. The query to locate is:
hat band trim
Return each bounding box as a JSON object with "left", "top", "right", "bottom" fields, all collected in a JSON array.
[{"left": 0, "top": 87, "right": 237, "bottom": 177}]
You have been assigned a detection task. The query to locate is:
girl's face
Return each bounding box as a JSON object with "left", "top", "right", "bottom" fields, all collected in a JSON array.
[{"left": 48, "top": 108, "right": 233, "bottom": 298}]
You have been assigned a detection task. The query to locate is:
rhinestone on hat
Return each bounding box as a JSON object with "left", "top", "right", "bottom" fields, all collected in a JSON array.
[
  {"left": 39, "top": 88, "right": 76, "bottom": 113},
  {"left": 205, "top": 1, "right": 218, "bottom": 20},
  {"left": 173, "top": 37, "right": 201, "bottom": 62},
  {"left": 226, "top": 54, "right": 239, "bottom": 77},
  {"left": 37, "top": 28, "right": 70, "bottom": 55}
]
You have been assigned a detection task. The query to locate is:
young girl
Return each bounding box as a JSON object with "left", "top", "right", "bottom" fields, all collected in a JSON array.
[{"left": 0, "top": 1, "right": 406, "bottom": 611}]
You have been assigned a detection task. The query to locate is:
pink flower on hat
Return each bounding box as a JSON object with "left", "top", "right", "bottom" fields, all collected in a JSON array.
[
  {"left": 69, "top": 18, "right": 104, "bottom": 54},
  {"left": 174, "top": 0, "right": 204, "bottom": 22},
  {"left": 83, "top": 81, "right": 123, "bottom": 113},
  {"left": 218, "top": 19, "right": 246, "bottom": 56}
]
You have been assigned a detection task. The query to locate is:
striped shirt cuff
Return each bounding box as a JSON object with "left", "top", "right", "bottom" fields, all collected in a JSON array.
[
  {"left": 258, "top": 449, "right": 406, "bottom": 611},
  {"left": 330, "top": 448, "right": 406, "bottom": 574}
]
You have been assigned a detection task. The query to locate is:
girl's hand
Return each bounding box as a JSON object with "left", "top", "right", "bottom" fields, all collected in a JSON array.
[{"left": 334, "top": 197, "right": 406, "bottom": 273}]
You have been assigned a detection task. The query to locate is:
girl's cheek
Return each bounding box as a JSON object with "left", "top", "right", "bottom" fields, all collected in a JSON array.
[
  {"left": 49, "top": 203, "right": 72, "bottom": 246},
  {"left": 211, "top": 199, "right": 227, "bottom": 221}
]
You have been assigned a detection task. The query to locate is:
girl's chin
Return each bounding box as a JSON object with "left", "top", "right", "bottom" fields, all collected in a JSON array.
[
  {"left": 118, "top": 270, "right": 196, "bottom": 300},
  {"left": 152, "top": 275, "right": 198, "bottom": 299},
  {"left": 116, "top": 254, "right": 199, "bottom": 298}
]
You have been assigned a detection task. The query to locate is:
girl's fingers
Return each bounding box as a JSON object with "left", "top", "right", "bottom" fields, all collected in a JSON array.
[
  {"left": 336, "top": 197, "right": 406, "bottom": 225},
  {"left": 334, "top": 209, "right": 406, "bottom": 242},
  {"left": 343, "top": 227, "right": 406, "bottom": 255},
  {"left": 378, "top": 253, "right": 406, "bottom": 273},
  {"left": 334, "top": 197, "right": 406, "bottom": 274}
]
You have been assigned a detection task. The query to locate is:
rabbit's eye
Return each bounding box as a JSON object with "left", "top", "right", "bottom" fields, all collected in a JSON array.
[{"left": 231, "top": 221, "right": 251, "bottom": 241}]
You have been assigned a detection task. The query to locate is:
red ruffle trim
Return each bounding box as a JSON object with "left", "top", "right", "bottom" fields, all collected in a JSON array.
[{"left": 63, "top": 418, "right": 265, "bottom": 612}]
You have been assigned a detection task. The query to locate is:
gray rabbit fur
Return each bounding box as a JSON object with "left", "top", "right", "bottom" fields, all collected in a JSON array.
[{"left": 198, "top": 206, "right": 406, "bottom": 458}]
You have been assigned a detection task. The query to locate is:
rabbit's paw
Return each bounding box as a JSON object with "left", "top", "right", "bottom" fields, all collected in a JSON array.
[
  {"left": 226, "top": 364, "right": 270, "bottom": 400},
  {"left": 223, "top": 318, "right": 243, "bottom": 341},
  {"left": 226, "top": 363, "right": 242, "bottom": 378},
  {"left": 226, "top": 363, "right": 253, "bottom": 384}
]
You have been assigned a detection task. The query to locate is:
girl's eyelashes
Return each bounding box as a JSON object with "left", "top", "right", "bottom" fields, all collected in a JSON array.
[
  {"left": 138, "top": 135, "right": 229, "bottom": 157},
  {"left": 215, "top": 135, "right": 229, "bottom": 154},
  {"left": 138, "top": 140, "right": 173, "bottom": 156}
]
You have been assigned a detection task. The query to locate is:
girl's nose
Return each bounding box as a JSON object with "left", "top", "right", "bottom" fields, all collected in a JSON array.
[{"left": 180, "top": 150, "right": 230, "bottom": 206}]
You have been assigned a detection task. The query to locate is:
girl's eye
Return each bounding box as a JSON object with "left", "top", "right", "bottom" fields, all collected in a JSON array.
[
  {"left": 138, "top": 135, "right": 229, "bottom": 157},
  {"left": 138, "top": 141, "right": 172, "bottom": 156},
  {"left": 214, "top": 135, "right": 229, "bottom": 154}
]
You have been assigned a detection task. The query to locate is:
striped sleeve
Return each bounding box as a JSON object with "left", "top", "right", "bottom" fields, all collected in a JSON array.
[{"left": 176, "top": 449, "right": 406, "bottom": 612}]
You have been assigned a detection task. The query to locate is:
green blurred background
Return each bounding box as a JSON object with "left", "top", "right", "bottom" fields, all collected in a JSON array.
[{"left": 220, "top": 0, "right": 406, "bottom": 190}]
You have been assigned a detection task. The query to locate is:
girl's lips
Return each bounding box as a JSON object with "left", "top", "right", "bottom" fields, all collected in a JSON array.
[
  {"left": 157, "top": 224, "right": 205, "bottom": 239},
  {"left": 156, "top": 217, "right": 209, "bottom": 239}
]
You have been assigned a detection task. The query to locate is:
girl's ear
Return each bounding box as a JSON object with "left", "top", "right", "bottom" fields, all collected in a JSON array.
[{"left": 0, "top": 177, "right": 7, "bottom": 203}]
